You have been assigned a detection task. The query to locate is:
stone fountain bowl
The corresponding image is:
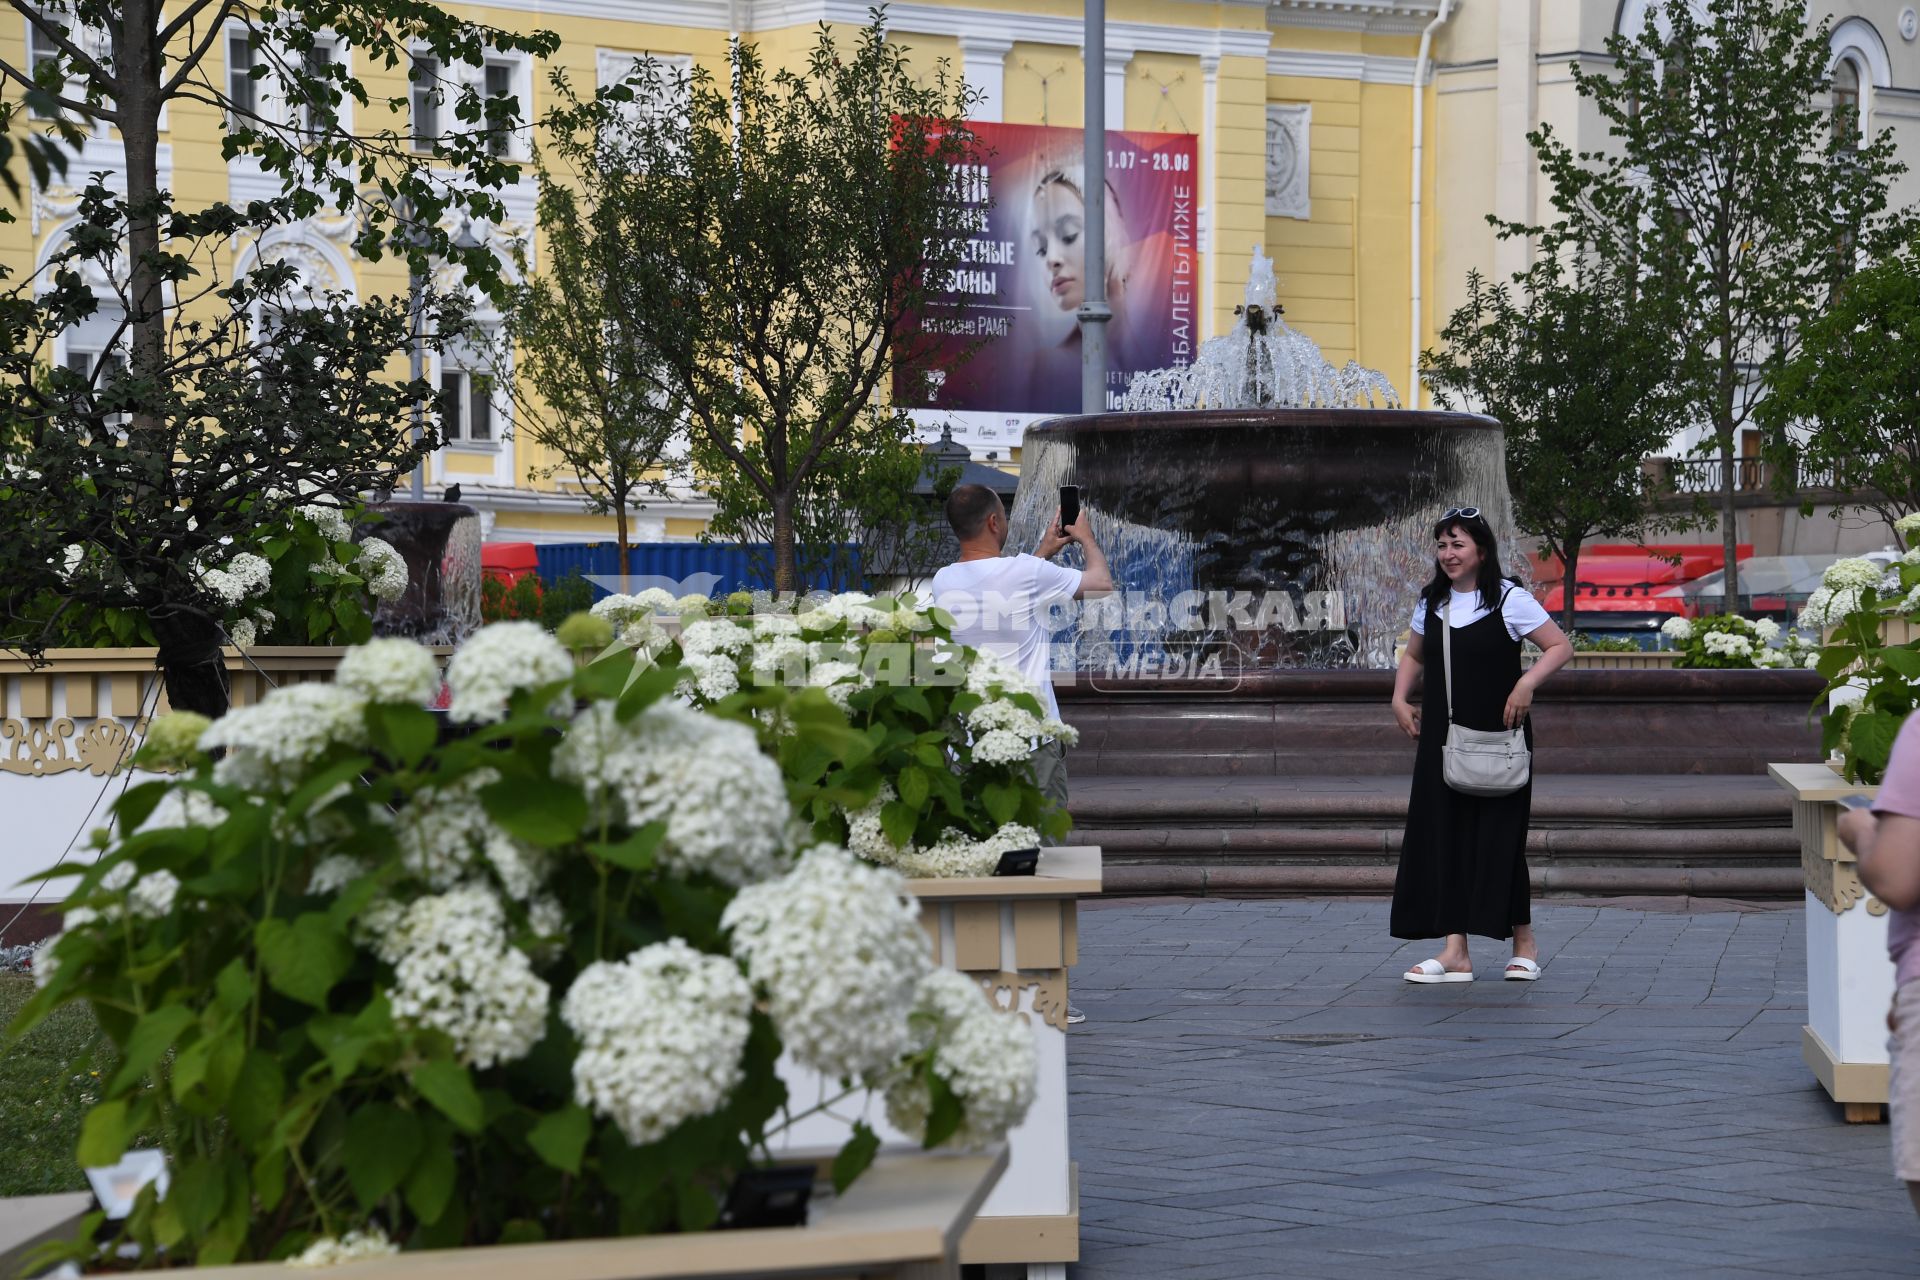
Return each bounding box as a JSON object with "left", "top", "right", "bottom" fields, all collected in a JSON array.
[{"left": 1007, "top": 408, "right": 1520, "bottom": 671}]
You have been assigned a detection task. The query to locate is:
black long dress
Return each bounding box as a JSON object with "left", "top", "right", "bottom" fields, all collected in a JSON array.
[{"left": 1390, "top": 590, "right": 1533, "bottom": 942}]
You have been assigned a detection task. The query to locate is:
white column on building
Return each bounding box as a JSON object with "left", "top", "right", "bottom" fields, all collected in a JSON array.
[
  {"left": 1493, "top": 0, "right": 1539, "bottom": 282},
  {"left": 1082, "top": 42, "right": 1133, "bottom": 130},
  {"left": 1200, "top": 52, "right": 1220, "bottom": 339},
  {"left": 958, "top": 32, "right": 1013, "bottom": 122}
]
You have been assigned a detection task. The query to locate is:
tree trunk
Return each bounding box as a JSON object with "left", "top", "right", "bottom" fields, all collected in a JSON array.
[
  {"left": 771, "top": 492, "right": 798, "bottom": 596},
  {"left": 116, "top": 0, "right": 165, "bottom": 432},
  {"left": 615, "top": 499, "right": 630, "bottom": 577},
  {"left": 148, "top": 606, "right": 231, "bottom": 720},
  {"left": 1561, "top": 542, "right": 1580, "bottom": 636},
  {"left": 1718, "top": 423, "right": 1740, "bottom": 613}
]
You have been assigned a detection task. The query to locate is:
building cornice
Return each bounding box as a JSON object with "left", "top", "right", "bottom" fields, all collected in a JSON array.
[
  {"left": 1267, "top": 48, "right": 1417, "bottom": 84},
  {"left": 1268, "top": 0, "right": 1442, "bottom": 36}
]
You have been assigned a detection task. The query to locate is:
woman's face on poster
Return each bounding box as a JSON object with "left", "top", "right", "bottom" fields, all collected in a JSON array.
[{"left": 1031, "top": 180, "right": 1086, "bottom": 312}]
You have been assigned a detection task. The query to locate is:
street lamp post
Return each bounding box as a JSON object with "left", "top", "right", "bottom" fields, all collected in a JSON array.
[
  {"left": 1078, "top": 0, "right": 1110, "bottom": 416},
  {"left": 388, "top": 209, "right": 485, "bottom": 501}
]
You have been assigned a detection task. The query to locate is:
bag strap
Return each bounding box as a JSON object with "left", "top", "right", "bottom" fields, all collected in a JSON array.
[{"left": 1441, "top": 597, "right": 1455, "bottom": 726}]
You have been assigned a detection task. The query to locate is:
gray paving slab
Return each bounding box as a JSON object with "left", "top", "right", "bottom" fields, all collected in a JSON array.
[{"left": 1063, "top": 899, "right": 1918, "bottom": 1279}]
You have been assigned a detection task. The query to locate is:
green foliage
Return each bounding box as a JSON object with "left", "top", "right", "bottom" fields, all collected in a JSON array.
[
  {"left": 1665, "top": 613, "right": 1811, "bottom": 671},
  {"left": 1760, "top": 246, "right": 1920, "bottom": 538},
  {"left": 1569, "top": 633, "right": 1643, "bottom": 653},
  {"left": 537, "top": 20, "right": 983, "bottom": 592},
  {"left": 1511, "top": 0, "right": 1913, "bottom": 604},
  {"left": 481, "top": 571, "right": 596, "bottom": 630},
  {"left": 602, "top": 592, "right": 1074, "bottom": 865},
  {"left": 1424, "top": 259, "right": 1683, "bottom": 632},
  {"left": 1814, "top": 539, "right": 1920, "bottom": 783}
]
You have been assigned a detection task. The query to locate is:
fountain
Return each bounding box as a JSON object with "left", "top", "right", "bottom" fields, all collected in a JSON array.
[
  {"left": 1008, "top": 249, "right": 1521, "bottom": 672},
  {"left": 360, "top": 501, "right": 484, "bottom": 645}
]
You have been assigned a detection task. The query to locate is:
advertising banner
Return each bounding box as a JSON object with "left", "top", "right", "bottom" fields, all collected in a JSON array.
[{"left": 899, "top": 121, "right": 1200, "bottom": 450}]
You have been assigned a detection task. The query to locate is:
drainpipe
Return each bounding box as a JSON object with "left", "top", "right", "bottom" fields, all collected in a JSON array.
[{"left": 1409, "top": 0, "right": 1459, "bottom": 409}]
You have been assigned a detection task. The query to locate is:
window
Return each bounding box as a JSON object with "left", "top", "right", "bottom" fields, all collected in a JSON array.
[
  {"left": 439, "top": 367, "right": 493, "bottom": 443},
  {"left": 26, "top": 11, "right": 63, "bottom": 117},
  {"left": 1833, "top": 57, "right": 1862, "bottom": 151},
  {"left": 483, "top": 58, "right": 517, "bottom": 157},
  {"left": 301, "top": 42, "right": 335, "bottom": 138},
  {"left": 227, "top": 31, "right": 256, "bottom": 121},
  {"left": 411, "top": 53, "right": 440, "bottom": 151}
]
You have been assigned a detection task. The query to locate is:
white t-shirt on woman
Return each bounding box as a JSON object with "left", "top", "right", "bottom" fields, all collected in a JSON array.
[{"left": 1407, "top": 584, "right": 1551, "bottom": 642}]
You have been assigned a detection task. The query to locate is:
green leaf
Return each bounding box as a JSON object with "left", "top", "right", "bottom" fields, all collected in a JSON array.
[
  {"left": 228, "top": 1050, "right": 285, "bottom": 1145},
  {"left": 114, "top": 781, "right": 173, "bottom": 835},
  {"left": 832, "top": 1121, "right": 882, "bottom": 1194},
  {"left": 897, "top": 765, "right": 930, "bottom": 811},
  {"left": 413, "top": 1059, "right": 484, "bottom": 1133},
  {"left": 77, "top": 1099, "right": 131, "bottom": 1166},
  {"left": 1850, "top": 708, "right": 1901, "bottom": 775},
  {"left": 344, "top": 1103, "right": 422, "bottom": 1208},
  {"left": 404, "top": 1121, "right": 457, "bottom": 1224},
  {"left": 675, "top": 1177, "right": 719, "bottom": 1233},
  {"left": 616, "top": 662, "right": 682, "bottom": 722},
  {"left": 575, "top": 649, "right": 636, "bottom": 700},
  {"left": 922, "top": 1069, "right": 964, "bottom": 1150},
  {"left": 168, "top": 1156, "right": 229, "bottom": 1236},
  {"left": 108, "top": 1005, "right": 195, "bottom": 1094},
  {"left": 368, "top": 702, "right": 438, "bottom": 769},
  {"left": 981, "top": 780, "right": 1019, "bottom": 825},
  {"left": 589, "top": 821, "right": 665, "bottom": 872},
  {"left": 1880, "top": 647, "right": 1920, "bottom": 681},
  {"left": 527, "top": 1104, "right": 592, "bottom": 1175},
  {"left": 285, "top": 756, "right": 373, "bottom": 818},
  {"left": 212, "top": 959, "right": 252, "bottom": 1015},
  {"left": 256, "top": 914, "right": 353, "bottom": 1008},
  {"left": 880, "top": 800, "right": 918, "bottom": 849},
  {"left": 481, "top": 776, "right": 587, "bottom": 848}
]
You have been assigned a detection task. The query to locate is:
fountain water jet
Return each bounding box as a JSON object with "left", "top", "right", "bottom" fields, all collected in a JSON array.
[{"left": 1008, "top": 251, "right": 1521, "bottom": 673}]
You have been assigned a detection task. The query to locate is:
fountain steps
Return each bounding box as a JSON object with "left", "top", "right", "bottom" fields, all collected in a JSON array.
[{"left": 1067, "top": 773, "right": 1801, "bottom": 898}]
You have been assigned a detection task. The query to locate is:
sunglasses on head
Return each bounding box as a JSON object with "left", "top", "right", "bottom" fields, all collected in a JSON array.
[{"left": 1441, "top": 507, "right": 1481, "bottom": 520}]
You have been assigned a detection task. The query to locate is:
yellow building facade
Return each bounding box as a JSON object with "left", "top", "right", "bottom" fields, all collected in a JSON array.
[{"left": 7, "top": 0, "right": 1918, "bottom": 546}]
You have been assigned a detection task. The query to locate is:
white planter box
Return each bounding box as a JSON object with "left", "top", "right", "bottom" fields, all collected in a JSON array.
[
  {"left": 775, "top": 846, "right": 1101, "bottom": 1277},
  {"left": 1770, "top": 762, "right": 1896, "bottom": 1120}
]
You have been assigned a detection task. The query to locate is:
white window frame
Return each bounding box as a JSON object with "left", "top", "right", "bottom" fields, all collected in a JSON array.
[
  {"left": 595, "top": 48, "right": 693, "bottom": 133},
  {"left": 22, "top": 8, "right": 120, "bottom": 132},
  {"left": 435, "top": 327, "right": 506, "bottom": 451},
  {"left": 409, "top": 47, "right": 443, "bottom": 153}
]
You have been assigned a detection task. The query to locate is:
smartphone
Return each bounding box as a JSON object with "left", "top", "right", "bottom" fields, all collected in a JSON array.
[
  {"left": 1059, "top": 485, "right": 1081, "bottom": 529},
  {"left": 1837, "top": 795, "right": 1874, "bottom": 811}
]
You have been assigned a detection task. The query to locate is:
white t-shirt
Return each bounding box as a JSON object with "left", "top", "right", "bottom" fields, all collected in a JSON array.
[
  {"left": 930, "top": 553, "right": 1082, "bottom": 720},
  {"left": 1408, "top": 584, "right": 1551, "bottom": 642}
]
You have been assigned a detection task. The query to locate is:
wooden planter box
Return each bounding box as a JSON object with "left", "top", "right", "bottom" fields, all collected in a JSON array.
[
  {"left": 776, "top": 846, "right": 1102, "bottom": 1277},
  {"left": 0, "top": 1149, "right": 1005, "bottom": 1280},
  {"left": 1769, "top": 762, "right": 1896, "bottom": 1121},
  {"left": 0, "top": 647, "right": 428, "bottom": 914}
]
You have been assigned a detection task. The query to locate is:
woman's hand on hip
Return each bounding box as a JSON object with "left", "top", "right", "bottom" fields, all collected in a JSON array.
[
  {"left": 1392, "top": 698, "right": 1420, "bottom": 740},
  {"left": 1502, "top": 685, "right": 1534, "bottom": 729}
]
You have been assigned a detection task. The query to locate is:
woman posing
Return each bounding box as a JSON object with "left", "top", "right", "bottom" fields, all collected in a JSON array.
[{"left": 1389, "top": 508, "right": 1573, "bottom": 982}]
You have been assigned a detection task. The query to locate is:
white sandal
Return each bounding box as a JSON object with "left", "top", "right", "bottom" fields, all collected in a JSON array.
[
  {"left": 1504, "top": 957, "right": 1541, "bottom": 981},
  {"left": 1405, "top": 958, "right": 1473, "bottom": 984}
]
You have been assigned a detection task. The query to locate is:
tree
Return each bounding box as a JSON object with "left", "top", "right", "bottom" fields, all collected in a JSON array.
[
  {"left": 1759, "top": 245, "right": 1920, "bottom": 538},
  {"left": 493, "top": 149, "right": 685, "bottom": 566},
  {"left": 1507, "top": 0, "right": 1910, "bottom": 607},
  {"left": 0, "top": 0, "right": 560, "bottom": 715},
  {"left": 1424, "top": 260, "right": 1682, "bottom": 633},
  {"left": 540, "top": 19, "right": 982, "bottom": 593}
]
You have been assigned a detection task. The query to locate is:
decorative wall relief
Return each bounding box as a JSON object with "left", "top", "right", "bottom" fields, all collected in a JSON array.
[{"left": 1265, "top": 103, "right": 1311, "bottom": 220}]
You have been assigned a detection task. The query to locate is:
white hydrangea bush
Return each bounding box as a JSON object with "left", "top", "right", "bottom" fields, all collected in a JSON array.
[
  {"left": 25, "top": 622, "right": 1037, "bottom": 1263},
  {"left": 1665, "top": 612, "right": 1817, "bottom": 672},
  {"left": 587, "top": 591, "right": 1075, "bottom": 877},
  {"left": 1804, "top": 519, "right": 1920, "bottom": 783}
]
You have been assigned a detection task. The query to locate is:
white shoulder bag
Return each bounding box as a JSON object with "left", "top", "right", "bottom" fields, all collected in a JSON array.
[{"left": 1439, "top": 594, "right": 1531, "bottom": 797}]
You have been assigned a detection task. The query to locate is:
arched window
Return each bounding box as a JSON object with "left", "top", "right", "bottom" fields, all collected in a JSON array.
[{"left": 1833, "top": 55, "right": 1862, "bottom": 151}]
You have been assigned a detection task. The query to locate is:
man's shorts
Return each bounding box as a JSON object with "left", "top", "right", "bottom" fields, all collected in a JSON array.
[{"left": 1893, "top": 979, "right": 1920, "bottom": 1182}]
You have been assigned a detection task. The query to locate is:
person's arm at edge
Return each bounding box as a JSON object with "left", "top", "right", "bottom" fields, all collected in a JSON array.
[
  {"left": 1391, "top": 630, "right": 1423, "bottom": 739},
  {"left": 1840, "top": 809, "right": 1920, "bottom": 912},
  {"left": 1507, "top": 618, "right": 1572, "bottom": 729},
  {"left": 1064, "top": 512, "right": 1113, "bottom": 598}
]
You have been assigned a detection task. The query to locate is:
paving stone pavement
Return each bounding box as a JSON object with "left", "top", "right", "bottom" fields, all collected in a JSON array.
[{"left": 1064, "top": 899, "right": 1920, "bottom": 1279}]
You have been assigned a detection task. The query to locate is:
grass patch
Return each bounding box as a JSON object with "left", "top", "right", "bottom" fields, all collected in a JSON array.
[{"left": 0, "top": 973, "right": 112, "bottom": 1196}]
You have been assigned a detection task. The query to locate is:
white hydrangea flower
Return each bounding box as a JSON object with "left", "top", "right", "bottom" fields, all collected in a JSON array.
[
  {"left": 552, "top": 701, "right": 790, "bottom": 887},
  {"left": 806, "top": 660, "right": 869, "bottom": 709},
  {"left": 1701, "top": 631, "right": 1754, "bottom": 659},
  {"left": 336, "top": 637, "right": 439, "bottom": 705},
  {"left": 825, "top": 592, "right": 891, "bottom": 629},
  {"left": 1805, "top": 653, "right": 1821, "bottom": 670},
  {"left": 356, "top": 537, "right": 409, "bottom": 602},
  {"left": 290, "top": 1225, "right": 398, "bottom": 1268},
  {"left": 970, "top": 728, "right": 1033, "bottom": 766},
  {"left": 1896, "top": 513, "right": 1920, "bottom": 540},
  {"left": 680, "top": 652, "right": 741, "bottom": 702},
  {"left": 199, "top": 684, "right": 368, "bottom": 788},
  {"left": 679, "top": 619, "right": 752, "bottom": 659},
  {"left": 885, "top": 969, "right": 1037, "bottom": 1151},
  {"left": 845, "top": 785, "right": 909, "bottom": 868},
  {"left": 1824, "top": 558, "right": 1883, "bottom": 591},
  {"left": 894, "top": 823, "right": 1039, "bottom": 879},
  {"left": 1039, "top": 718, "right": 1079, "bottom": 747},
  {"left": 127, "top": 870, "right": 181, "bottom": 917},
  {"left": 31, "top": 932, "right": 63, "bottom": 988},
  {"left": 384, "top": 884, "right": 550, "bottom": 1069},
  {"left": 296, "top": 503, "right": 354, "bottom": 544},
  {"left": 227, "top": 552, "right": 272, "bottom": 596},
  {"left": 722, "top": 845, "right": 930, "bottom": 1080},
  {"left": 228, "top": 617, "right": 258, "bottom": 649},
  {"left": 1751, "top": 618, "right": 1782, "bottom": 643},
  {"left": 561, "top": 938, "right": 752, "bottom": 1146},
  {"left": 748, "top": 634, "right": 812, "bottom": 684},
  {"left": 752, "top": 614, "right": 802, "bottom": 639},
  {"left": 445, "top": 621, "right": 575, "bottom": 724},
  {"left": 197, "top": 566, "right": 244, "bottom": 606},
  {"left": 393, "top": 769, "right": 547, "bottom": 899},
  {"left": 309, "top": 854, "right": 368, "bottom": 896},
  {"left": 251, "top": 606, "right": 276, "bottom": 639},
  {"left": 964, "top": 649, "right": 1038, "bottom": 701},
  {"left": 1660, "top": 616, "right": 1693, "bottom": 641}
]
